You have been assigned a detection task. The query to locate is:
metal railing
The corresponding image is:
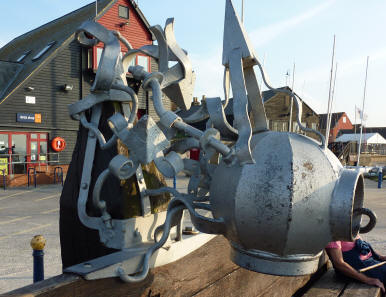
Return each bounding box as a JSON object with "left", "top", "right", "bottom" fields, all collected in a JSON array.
[
  {"left": 28, "top": 167, "right": 37, "bottom": 188},
  {"left": 0, "top": 153, "right": 60, "bottom": 175},
  {"left": 332, "top": 142, "right": 386, "bottom": 157},
  {"left": 53, "top": 166, "right": 63, "bottom": 186}
]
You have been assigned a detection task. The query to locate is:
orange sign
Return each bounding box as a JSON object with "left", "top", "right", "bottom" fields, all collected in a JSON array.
[{"left": 34, "top": 113, "right": 42, "bottom": 123}]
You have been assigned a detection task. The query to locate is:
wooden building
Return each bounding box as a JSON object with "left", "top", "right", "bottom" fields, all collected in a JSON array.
[
  {"left": 176, "top": 87, "right": 320, "bottom": 143},
  {"left": 319, "top": 112, "right": 353, "bottom": 144},
  {"left": 0, "top": 0, "right": 167, "bottom": 185},
  {"left": 262, "top": 87, "right": 320, "bottom": 141}
]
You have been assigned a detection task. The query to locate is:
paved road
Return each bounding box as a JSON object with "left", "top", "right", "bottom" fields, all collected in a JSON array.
[
  {"left": 0, "top": 184, "right": 62, "bottom": 293},
  {"left": 361, "top": 178, "right": 386, "bottom": 252},
  {"left": 0, "top": 178, "right": 385, "bottom": 294}
]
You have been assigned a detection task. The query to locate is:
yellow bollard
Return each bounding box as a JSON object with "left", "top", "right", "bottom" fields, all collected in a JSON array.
[{"left": 30, "top": 235, "right": 46, "bottom": 283}]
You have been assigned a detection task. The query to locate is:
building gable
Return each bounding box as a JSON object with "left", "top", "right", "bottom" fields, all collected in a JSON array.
[
  {"left": 97, "top": 0, "right": 152, "bottom": 49},
  {"left": 0, "top": 0, "right": 154, "bottom": 106},
  {"left": 0, "top": 0, "right": 116, "bottom": 105}
]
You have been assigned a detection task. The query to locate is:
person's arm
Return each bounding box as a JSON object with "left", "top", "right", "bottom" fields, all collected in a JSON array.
[{"left": 326, "top": 248, "right": 385, "bottom": 293}]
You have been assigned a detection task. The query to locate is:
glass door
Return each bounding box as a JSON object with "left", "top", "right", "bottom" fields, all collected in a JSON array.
[
  {"left": 11, "top": 133, "right": 27, "bottom": 174},
  {"left": 29, "top": 133, "right": 48, "bottom": 167},
  {"left": 30, "top": 133, "right": 38, "bottom": 165},
  {"left": 38, "top": 133, "right": 48, "bottom": 164}
]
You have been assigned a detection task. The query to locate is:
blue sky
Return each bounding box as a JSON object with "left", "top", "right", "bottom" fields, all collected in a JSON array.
[{"left": 1, "top": 0, "right": 386, "bottom": 126}]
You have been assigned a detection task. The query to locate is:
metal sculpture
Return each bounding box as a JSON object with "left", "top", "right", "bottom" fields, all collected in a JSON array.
[{"left": 65, "top": 0, "right": 377, "bottom": 282}]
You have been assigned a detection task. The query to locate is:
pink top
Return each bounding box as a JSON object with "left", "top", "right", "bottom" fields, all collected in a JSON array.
[
  {"left": 326, "top": 236, "right": 372, "bottom": 260},
  {"left": 326, "top": 240, "right": 356, "bottom": 252}
]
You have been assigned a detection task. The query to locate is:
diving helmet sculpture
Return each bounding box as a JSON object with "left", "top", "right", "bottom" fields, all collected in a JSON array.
[{"left": 66, "top": 0, "right": 376, "bottom": 281}]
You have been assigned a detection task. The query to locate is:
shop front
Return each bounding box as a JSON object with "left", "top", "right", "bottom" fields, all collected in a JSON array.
[{"left": 0, "top": 131, "right": 51, "bottom": 175}]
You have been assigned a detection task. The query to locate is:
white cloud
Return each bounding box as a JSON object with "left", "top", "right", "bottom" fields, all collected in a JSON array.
[{"left": 250, "top": 0, "right": 336, "bottom": 48}]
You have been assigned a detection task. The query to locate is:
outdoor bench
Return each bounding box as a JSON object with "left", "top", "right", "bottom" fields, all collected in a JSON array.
[
  {"left": 300, "top": 266, "right": 381, "bottom": 297},
  {"left": 1, "top": 236, "right": 382, "bottom": 297}
]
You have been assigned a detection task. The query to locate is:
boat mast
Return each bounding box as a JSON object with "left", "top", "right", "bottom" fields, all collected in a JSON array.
[
  {"left": 241, "top": 0, "right": 244, "bottom": 23},
  {"left": 357, "top": 56, "right": 370, "bottom": 166},
  {"left": 329, "top": 62, "right": 338, "bottom": 131},
  {"left": 325, "top": 35, "right": 336, "bottom": 149},
  {"left": 288, "top": 62, "right": 295, "bottom": 132}
]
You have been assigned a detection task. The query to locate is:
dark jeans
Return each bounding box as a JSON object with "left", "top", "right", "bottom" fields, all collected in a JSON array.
[{"left": 342, "top": 239, "right": 386, "bottom": 284}]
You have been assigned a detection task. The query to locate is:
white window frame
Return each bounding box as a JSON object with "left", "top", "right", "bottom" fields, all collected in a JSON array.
[{"left": 137, "top": 55, "right": 149, "bottom": 71}]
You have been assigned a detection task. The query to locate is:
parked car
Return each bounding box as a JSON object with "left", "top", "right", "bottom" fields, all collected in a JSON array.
[{"left": 366, "top": 166, "right": 386, "bottom": 177}]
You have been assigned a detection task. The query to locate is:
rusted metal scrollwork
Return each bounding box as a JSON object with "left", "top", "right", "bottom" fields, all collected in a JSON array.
[{"left": 64, "top": 0, "right": 377, "bottom": 282}]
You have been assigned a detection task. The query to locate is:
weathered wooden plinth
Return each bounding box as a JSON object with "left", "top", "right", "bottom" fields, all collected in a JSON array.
[{"left": 2, "top": 236, "right": 322, "bottom": 297}]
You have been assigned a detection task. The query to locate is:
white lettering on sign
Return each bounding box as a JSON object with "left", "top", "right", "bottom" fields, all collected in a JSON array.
[
  {"left": 26, "top": 96, "right": 36, "bottom": 104},
  {"left": 19, "top": 115, "right": 34, "bottom": 120}
]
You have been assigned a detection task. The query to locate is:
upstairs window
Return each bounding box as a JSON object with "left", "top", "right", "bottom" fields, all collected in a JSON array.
[
  {"left": 90, "top": 47, "right": 145, "bottom": 71},
  {"left": 32, "top": 41, "right": 55, "bottom": 61},
  {"left": 118, "top": 5, "right": 129, "bottom": 19},
  {"left": 16, "top": 50, "right": 31, "bottom": 62},
  {"left": 137, "top": 55, "right": 149, "bottom": 71},
  {"left": 96, "top": 47, "right": 103, "bottom": 67}
]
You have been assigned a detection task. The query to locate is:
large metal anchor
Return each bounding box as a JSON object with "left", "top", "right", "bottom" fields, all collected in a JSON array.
[{"left": 64, "top": 0, "right": 377, "bottom": 283}]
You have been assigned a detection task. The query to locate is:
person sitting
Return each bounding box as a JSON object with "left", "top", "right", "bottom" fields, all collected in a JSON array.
[{"left": 326, "top": 236, "right": 386, "bottom": 293}]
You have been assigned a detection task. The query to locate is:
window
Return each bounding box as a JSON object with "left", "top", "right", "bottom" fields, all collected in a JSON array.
[
  {"left": 32, "top": 41, "right": 55, "bottom": 61},
  {"left": 272, "top": 121, "right": 278, "bottom": 131},
  {"left": 96, "top": 47, "right": 103, "bottom": 67},
  {"left": 272, "top": 121, "right": 288, "bottom": 132},
  {"left": 311, "top": 123, "right": 317, "bottom": 130},
  {"left": 293, "top": 122, "right": 299, "bottom": 133},
  {"left": 118, "top": 5, "right": 129, "bottom": 19},
  {"left": 16, "top": 50, "right": 31, "bottom": 62},
  {"left": 128, "top": 56, "right": 136, "bottom": 67},
  {"left": 137, "top": 55, "right": 149, "bottom": 71},
  {"left": 342, "top": 116, "right": 346, "bottom": 123},
  {"left": 0, "top": 134, "right": 8, "bottom": 155},
  {"left": 95, "top": 48, "right": 131, "bottom": 69}
]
